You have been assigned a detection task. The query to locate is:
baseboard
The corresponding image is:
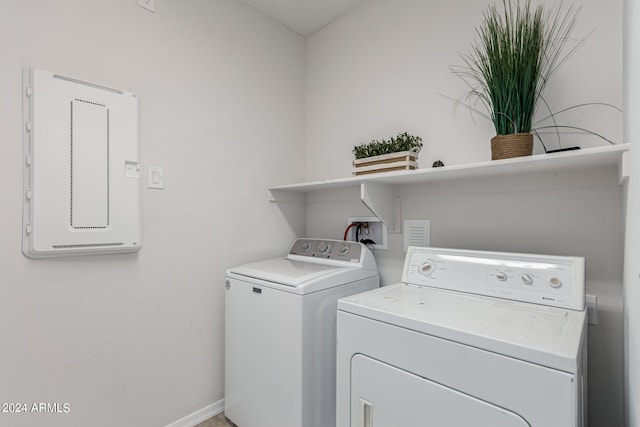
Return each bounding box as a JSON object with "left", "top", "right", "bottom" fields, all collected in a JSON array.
[{"left": 165, "top": 399, "right": 224, "bottom": 427}]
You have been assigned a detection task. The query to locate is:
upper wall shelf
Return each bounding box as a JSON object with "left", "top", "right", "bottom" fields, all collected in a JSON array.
[{"left": 268, "top": 143, "right": 630, "bottom": 229}]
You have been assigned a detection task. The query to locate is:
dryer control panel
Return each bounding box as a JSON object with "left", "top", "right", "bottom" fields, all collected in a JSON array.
[{"left": 402, "top": 246, "right": 585, "bottom": 311}]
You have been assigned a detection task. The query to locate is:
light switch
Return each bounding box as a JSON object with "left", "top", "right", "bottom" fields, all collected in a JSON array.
[{"left": 148, "top": 165, "right": 164, "bottom": 189}]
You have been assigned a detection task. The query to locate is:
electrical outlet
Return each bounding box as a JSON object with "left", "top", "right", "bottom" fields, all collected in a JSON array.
[
  {"left": 139, "top": 0, "right": 155, "bottom": 12},
  {"left": 347, "top": 216, "right": 388, "bottom": 250}
]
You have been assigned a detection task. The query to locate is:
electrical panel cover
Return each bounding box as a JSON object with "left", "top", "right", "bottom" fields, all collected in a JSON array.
[{"left": 22, "top": 68, "right": 141, "bottom": 258}]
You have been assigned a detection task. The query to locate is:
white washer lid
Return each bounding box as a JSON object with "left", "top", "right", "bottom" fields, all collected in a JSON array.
[
  {"left": 228, "top": 258, "right": 341, "bottom": 285},
  {"left": 338, "top": 283, "right": 586, "bottom": 373},
  {"left": 227, "top": 257, "right": 377, "bottom": 293}
]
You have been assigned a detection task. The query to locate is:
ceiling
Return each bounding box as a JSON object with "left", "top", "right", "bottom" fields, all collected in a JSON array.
[{"left": 244, "top": 0, "right": 366, "bottom": 37}]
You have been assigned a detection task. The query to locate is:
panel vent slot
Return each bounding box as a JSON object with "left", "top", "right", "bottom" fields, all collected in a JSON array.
[
  {"left": 52, "top": 242, "right": 125, "bottom": 249},
  {"left": 53, "top": 74, "right": 124, "bottom": 95},
  {"left": 70, "top": 99, "right": 110, "bottom": 229}
]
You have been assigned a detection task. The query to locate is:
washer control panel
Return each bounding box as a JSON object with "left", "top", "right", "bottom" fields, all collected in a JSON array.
[
  {"left": 289, "top": 239, "right": 363, "bottom": 263},
  {"left": 403, "top": 247, "right": 585, "bottom": 310}
]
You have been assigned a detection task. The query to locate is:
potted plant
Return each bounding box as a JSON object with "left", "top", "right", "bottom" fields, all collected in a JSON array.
[
  {"left": 453, "top": 0, "right": 581, "bottom": 160},
  {"left": 352, "top": 132, "right": 423, "bottom": 176}
]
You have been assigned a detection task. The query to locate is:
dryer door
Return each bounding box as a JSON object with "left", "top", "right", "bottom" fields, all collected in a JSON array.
[{"left": 351, "top": 355, "right": 530, "bottom": 427}]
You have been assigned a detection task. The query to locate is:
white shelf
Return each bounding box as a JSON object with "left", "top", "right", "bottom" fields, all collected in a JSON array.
[{"left": 268, "top": 144, "right": 630, "bottom": 228}]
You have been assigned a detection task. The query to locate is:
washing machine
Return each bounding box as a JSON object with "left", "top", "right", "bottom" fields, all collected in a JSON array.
[
  {"left": 225, "top": 238, "right": 379, "bottom": 427},
  {"left": 336, "top": 246, "right": 588, "bottom": 427}
]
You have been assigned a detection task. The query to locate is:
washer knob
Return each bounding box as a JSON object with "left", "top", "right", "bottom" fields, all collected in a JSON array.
[
  {"left": 521, "top": 274, "right": 534, "bottom": 285},
  {"left": 319, "top": 242, "right": 330, "bottom": 254},
  {"left": 301, "top": 242, "right": 311, "bottom": 251},
  {"left": 339, "top": 245, "right": 350, "bottom": 255},
  {"left": 496, "top": 272, "right": 508, "bottom": 281},
  {"left": 549, "top": 277, "right": 562, "bottom": 288}
]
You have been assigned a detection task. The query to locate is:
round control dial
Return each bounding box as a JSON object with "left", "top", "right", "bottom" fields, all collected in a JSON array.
[
  {"left": 496, "top": 272, "right": 508, "bottom": 281},
  {"left": 319, "top": 242, "right": 331, "bottom": 254},
  {"left": 521, "top": 274, "right": 534, "bottom": 285},
  {"left": 339, "top": 245, "right": 350, "bottom": 255},
  {"left": 301, "top": 242, "right": 312, "bottom": 252},
  {"left": 549, "top": 277, "right": 562, "bottom": 288},
  {"left": 419, "top": 260, "right": 437, "bottom": 276}
]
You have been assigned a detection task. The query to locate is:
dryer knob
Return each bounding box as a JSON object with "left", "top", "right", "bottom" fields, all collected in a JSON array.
[
  {"left": 419, "top": 260, "right": 436, "bottom": 275},
  {"left": 521, "top": 274, "right": 534, "bottom": 285},
  {"left": 549, "top": 277, "right": 562, "bottom": 288}
]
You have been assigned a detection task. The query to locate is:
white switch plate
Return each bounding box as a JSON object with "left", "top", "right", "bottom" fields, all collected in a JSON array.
[
  {"left": 139, "top": 0, "right": 155, "bottom": 13},
  {"left": 148, "top": 165, "right": 164, "bottom": 189}
]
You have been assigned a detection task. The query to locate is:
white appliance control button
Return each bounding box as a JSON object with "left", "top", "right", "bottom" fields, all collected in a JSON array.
[
  {"left": 319, "top": 243, "right": 330, "bottom": 254},
  {"left": 496, "top": 272, "right": 508, "bottom": 281},
  {"left": 549, "top": 277, "right": 562, "bottom": 288},
  {"left": 521, "top": 274, "right": 534, "bottom": 285},
  {"left": 301, "top": 242, "right": 311, "bottom": 251},
  {"left": 339, "top": 246, "right": 350, "bottom": 255},
  {"left": 419, "top": 260, "right": 436, "bottom": 275}
]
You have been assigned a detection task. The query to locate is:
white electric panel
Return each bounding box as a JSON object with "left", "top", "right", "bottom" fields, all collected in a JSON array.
[{"left": 22, "top": 68, "right": 141, "bottom": 258}]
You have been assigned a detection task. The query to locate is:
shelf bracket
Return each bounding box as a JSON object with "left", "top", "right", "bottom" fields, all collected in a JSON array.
[
  {"left": 268, "top": 189, "right": 304, "bottom": 203},
  {"left": 360, "top": 182, "right": 396, "bottom": 231},
  {"left": 620, "top": 150, "right": 631, "bottom": 184}
]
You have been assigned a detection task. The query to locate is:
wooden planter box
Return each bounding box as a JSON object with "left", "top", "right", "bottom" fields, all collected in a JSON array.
[{"left": 353, "top": 150, "right": 419, "bottom": 176}]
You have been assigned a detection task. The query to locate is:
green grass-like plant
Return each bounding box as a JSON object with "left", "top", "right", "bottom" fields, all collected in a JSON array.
[
  {"left": 353, "top": 132, "right": 423, "bottom": 159},
  {"left": 454, "top": 0, "right": 581, "bottom": 136}
]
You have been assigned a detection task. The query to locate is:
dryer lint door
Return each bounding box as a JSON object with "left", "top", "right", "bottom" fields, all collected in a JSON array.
[{"left": 350, "top": 355, "right": 529, "bottom": 427}]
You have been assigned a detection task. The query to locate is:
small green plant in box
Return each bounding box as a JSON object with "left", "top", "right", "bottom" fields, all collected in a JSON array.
[
  {"left": 352, "top": 132, "right": 423, "bottom": 176},
  {"left": 353, "top": 132, "right": 423, "bottom": 159}
]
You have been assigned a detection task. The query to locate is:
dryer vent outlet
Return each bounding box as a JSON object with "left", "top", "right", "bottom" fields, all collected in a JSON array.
[{"left": 347, "top": 216, "right": 388, "bottom": 250}]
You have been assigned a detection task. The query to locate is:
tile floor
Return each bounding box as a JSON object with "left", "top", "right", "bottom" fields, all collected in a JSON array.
[{"left": 194, "top": 413, "right": 236, "bottom": 427}]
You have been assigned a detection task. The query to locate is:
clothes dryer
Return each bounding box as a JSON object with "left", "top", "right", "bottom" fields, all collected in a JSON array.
[
  {"left": 225, "top": 238, "right": 379, "bottom": 427},
  {"left": 337, "top": 246, "right": 587, "bottom": 427}
]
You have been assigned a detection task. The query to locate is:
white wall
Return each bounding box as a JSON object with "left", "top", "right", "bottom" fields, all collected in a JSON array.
[
  {"left": 305, "top": 0, "right": 623, "bottom": 181},
  {"left": 623, "top": 0, "right": 640, "bottom": 424},
  {"left": 305, "top": 0, "right": 625, "bottom": 425},
  {"left": 0, "top": 1, "right": 304, "bottom": 426}
]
